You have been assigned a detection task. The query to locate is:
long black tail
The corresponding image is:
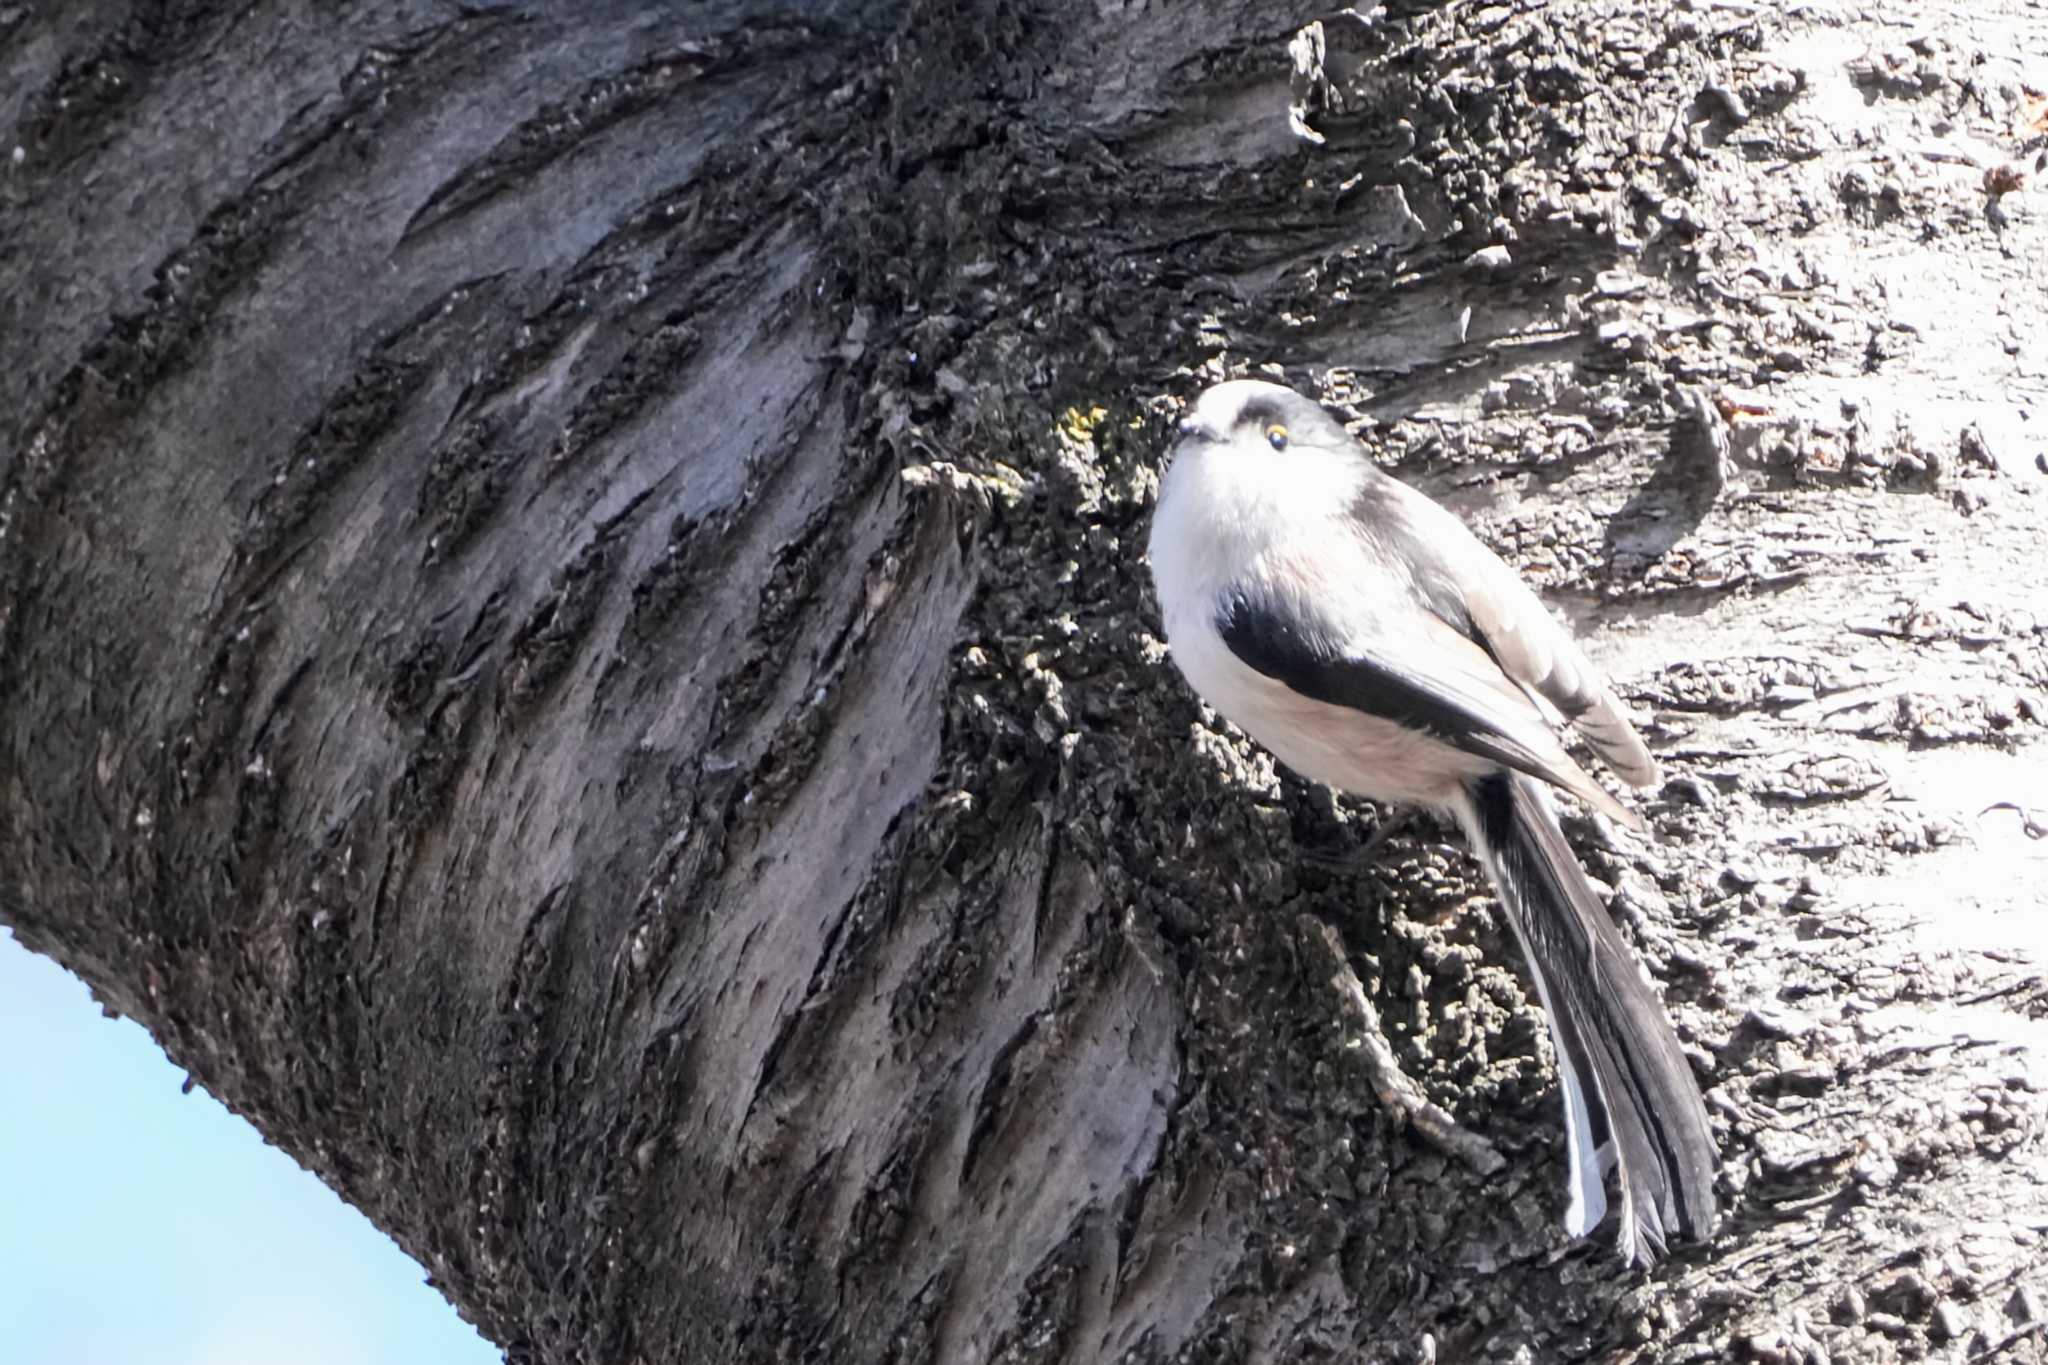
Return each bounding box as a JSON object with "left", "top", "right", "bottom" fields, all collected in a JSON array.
[{"left": 1454, "top": 772, "right": 1718, "bottom": 1264}]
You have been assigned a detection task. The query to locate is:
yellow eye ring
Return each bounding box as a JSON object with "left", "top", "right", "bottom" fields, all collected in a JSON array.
[{"left": 1265, "top": 424, "right": 1289, "bottom": 451}]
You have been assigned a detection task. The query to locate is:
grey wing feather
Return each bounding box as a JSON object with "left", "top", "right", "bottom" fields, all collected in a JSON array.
[
  {"left": 1396, "top": 613, "right": 1645, "bottom": 830},
  {"left": 1399, "top": 490, "right": 1660, "bottom": 789}
]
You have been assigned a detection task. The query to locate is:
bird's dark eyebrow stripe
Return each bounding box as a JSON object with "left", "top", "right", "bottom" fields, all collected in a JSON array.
[
  {"left": 1236, "top": 395, "right": 1286, "bottom": 427},
  {"left": 1213, "top": 588, "right": 1536, "bottom": 773}
]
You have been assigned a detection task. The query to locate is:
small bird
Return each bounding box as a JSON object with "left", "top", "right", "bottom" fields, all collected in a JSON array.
[{"left": 1148, "top": 378, "right": 1716, "bottom": 1264}]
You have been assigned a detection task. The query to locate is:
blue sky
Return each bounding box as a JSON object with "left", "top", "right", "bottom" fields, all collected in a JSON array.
[{"left": 0, "top": 927, "right": 504, "bottom": 1365}]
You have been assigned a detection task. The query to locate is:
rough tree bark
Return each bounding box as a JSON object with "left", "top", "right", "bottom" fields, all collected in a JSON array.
[{"left": 5, "top": 0, "right": 2047, "bottom": 1361}]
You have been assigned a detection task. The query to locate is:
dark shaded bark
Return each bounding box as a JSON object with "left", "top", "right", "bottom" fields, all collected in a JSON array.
[{"left": 6, "top": 2, "right": 2048, "bottom": 1362}]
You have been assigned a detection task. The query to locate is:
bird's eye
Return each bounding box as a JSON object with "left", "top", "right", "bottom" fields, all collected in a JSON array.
[{"left": 1265, "top": 424, "right": 1289, "bottom": 451}]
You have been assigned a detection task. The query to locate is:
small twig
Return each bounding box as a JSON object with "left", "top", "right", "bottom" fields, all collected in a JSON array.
[{"left": 1304, "top": 917, "right": 1507, "bottom": 1176}]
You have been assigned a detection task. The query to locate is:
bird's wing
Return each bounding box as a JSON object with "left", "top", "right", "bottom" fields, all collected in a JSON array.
[
  {"left": 1392, "top": 488, "right": 1660, "bottom": 790},
  {"left": 1215, "top": 584, "right": 1642, "bottom": 829}
]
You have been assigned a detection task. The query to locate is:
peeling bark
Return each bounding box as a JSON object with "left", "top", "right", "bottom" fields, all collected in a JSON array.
[{"left": 4, "top": 1, "right": 2047, "bottom": 1362}]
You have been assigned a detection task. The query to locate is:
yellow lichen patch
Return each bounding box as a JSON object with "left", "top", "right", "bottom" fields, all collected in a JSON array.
[{"left": 1056, "top": 404, "right": 1109, "bottom": 446}]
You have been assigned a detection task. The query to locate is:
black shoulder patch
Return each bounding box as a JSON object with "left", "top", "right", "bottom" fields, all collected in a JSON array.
[{"left": 1214, "top": 587, "right": 1519, "bottom": 760}]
